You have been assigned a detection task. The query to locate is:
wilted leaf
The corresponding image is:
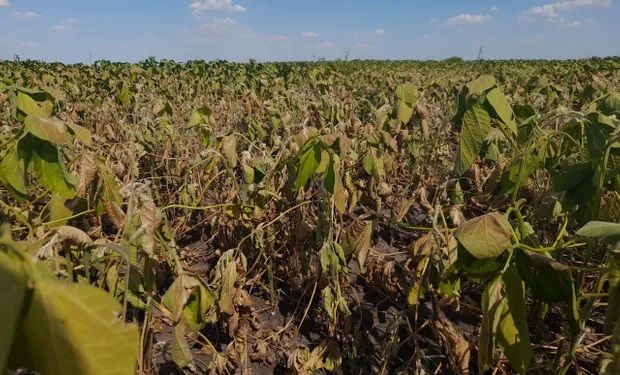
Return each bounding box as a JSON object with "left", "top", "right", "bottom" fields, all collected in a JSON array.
[
  {"left": 76, "top": 152, "right": 98, "bottom": 197},
  {"left": 435, "top": 312, "right": 470, "bottom": 374},
  {"left": 56, "top": 226, "right": 92, "bottom": 246},
  {"left": 25, "top": 116, "right": 70, "bottom": 145},
  {"left": 455, "top": 212, "right": 512, "bottom": 259},
  {"left": 215, "top": 250, "right": 237, "bottom": 315},
  {"left": 341, "top": 219, "right": 372, "bottom": 271},
  {"left": 221, "top": 134, "right": 238, "bottom": 168}
]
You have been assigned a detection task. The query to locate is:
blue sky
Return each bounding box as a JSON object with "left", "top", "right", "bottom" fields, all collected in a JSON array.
[{"left": 0, "top": 0, "right": 618, "bottom": 62}]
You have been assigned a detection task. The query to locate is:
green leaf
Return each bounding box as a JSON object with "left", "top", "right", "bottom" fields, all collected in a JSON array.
[
  {"left": 485, "top": 87, "right": 517, "bottom": 134},
  {"left": 395, "top": 84, "right": 418, "bottom": 124},
  {"left": 576, "top": 221, "right": 620, "bottom": 238},
  {"left": 396, "top": 101, "right": 414, "bottom": 124},
  {"left": 47, "top": 194, "right": 74, "bottom": 228},
  {"left": 585, "top": 114, "right": 615, "bottom": 163},
  {"left": 597, "top": 92, "right": 620, "bottom": 116},
  {"left": 467, "top": 75, "right": 496, "bottom": 97},
  {"left": 514, "top": 250, "right": 579, "bottom": 337},
  {"left": 66, "top": 122, "right": 92, "bottom": 145},
  {"left": 319, "top": 241, "right": 347, "bottom": 276},
  {"left": 24, "top": 116, "right": 70, "bottom": 145},
  {"left": 22, "top": 136, "right": 76, "bottom": 198},
  {"left": 295, "top": 139, "right": 321, "bottom": 190},
  {"left": 10, "top": 280, "right": 139, "bottom": 375},
  {"left": 552, "top": 157, "right": 591, "bottom": 191},
  {"left": 162, "top": 274, "right": 216, "bottom": 331},
  {"left": 455, "top": 105, "right": 492, "bottom": 175},
  {"left": 395, "top": 83, "right": 418, "bottom": 104},
  {"left": 171, "top": 324, "right": 193, "bottom": 368},
  {"left": 16, "top": 92, "right": 50, "bottom": 118},
  {"left": 322, "top": 156, "right": 338, "bottom": 195},
  {"left": 497, "top": 265, "right": 532, "bottom": 375},
  {"left": 118, "top": 85, "right": 131, "bottom": 108},
  {"left": 455, "top": 212, "right": 512, "bottom": 259},
  {"left": 188, "top": 107, "right": 212, "bottom": 127},
  {"left": 0, "top": 251, "right": 28, "bottom": 372},
  {"left": 0, "top": 143, "right": 27, "bottom": 199},
  {"left": 362, "top": 148, "right": 385, "bottom": 182},
  {"left": 478, "top": 277, "right": 504, "bottom": 374}
]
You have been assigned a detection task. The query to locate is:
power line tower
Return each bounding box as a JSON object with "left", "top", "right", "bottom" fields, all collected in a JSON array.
[{"left": 477, "top": 45, "right": 485, "bottom": 61}]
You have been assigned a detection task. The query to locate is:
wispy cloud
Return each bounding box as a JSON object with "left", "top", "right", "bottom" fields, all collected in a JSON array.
[
  {"left": 52, "top": 18, "right": 77, "bottom": 32},
  {"left": 186, "top": 17, "right": 288, "bottom": 45},
  {"left": 490, "top": 6, "right": 500, "bottom": 12},
  {"left": 519, "top": 35, "right": 545, "bottom": 45},
  {"left": 0, "top": 0, "right": 10, "bottom": 7},
  {"left": 316, "top": 41, "right": 337, "bottom": 50},
  {"left": 370, "top": 28, "right": 385, "bottom": 35},
  {"left": 199, "top": 16, "right": 239, "bottom": 32},
  {"left": 445, "top": 14, "right": 492, "bottom": 25},
  {"left": 189, "top": 0, "right": 246, "bottom": 15},
  {"left": 356, "top": 43, "right": 376, "bottom": 50},
  {"left": 13, "top": 11, "right": 42, "bottom": 19},
  {"left": 302, "top": 31, "right": 318, "bottom": 38}
]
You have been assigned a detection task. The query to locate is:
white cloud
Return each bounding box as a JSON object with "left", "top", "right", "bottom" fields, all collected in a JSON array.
[
  {"left": 0, "top": 0, "right": 10, "bottom": 7},
  {"left": 273, "top": 35, "right": 289, "bottom": 42},
  {"left": 490, "top": 6, "right": 500, "bottom": 12},
  {"left": 189, "top": 0, "right": 246, "bottom": 15},
  {"left": 316, "top": 42, "right": 337, "bottom": 50},
  {"left": 19, "top": 41, "right": 37, "bottom": 48},
  {"left": 445, "top": 14, "right": 492, "bottom": 25},
  {"left": 560, "top": 19, "right": 584, "bottom": 27},
  {"left": 199, "top": 16, "right": 239, "bottom": 31},
  {"left": 52, "top": 18, "right": 77, "bottom": 31},
  {"left": 13, "top": 11, "right": 42, "bottom": 19},
  {"left": 370, "top": 28, "right": 385, "bottom": 35},
  {"left": 356, "top": 43, "right": 376, "bottom": 50},
  {"left": 302, "top": 31, "right": 318, "bottom": 38},
  {"left": 522, "top": 0, "right": 610, "bottom": 20}
]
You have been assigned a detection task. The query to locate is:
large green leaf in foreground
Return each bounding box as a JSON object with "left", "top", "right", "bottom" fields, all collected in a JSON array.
[
  {"left": 10, "top": 280, "right": 139, "bottom": 375},
  {"left": 0, "top": 252, "right": 28, "bottom": 372}
]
